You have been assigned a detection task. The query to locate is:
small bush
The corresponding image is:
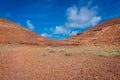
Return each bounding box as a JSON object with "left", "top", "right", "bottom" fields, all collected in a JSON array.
[
  {"left": 46, "top": 47, "right": 56, "bottom": 53},
  {"left": 64, "top": 53, "right": 72, "bottom": 56},
  {"left": 106, "top": 49, "right": 120, "bottom": 56},
  {"left": 41, "top": 52, "right": 47, "bottom": 56},
  {"left": 48, "top": 50, "right": 55, "bottom": 53},
  {"left": 98, "top": 54, "right": 107, "bottom": 57},
  {"left": 111, "top": 49, "right": 120, "bottom": 53},
  {"left": 59, "top": 48, "right": 66, "bottom": 53},
  {"left": 46, "top": 47, "right": 51, "bottom": 51}
]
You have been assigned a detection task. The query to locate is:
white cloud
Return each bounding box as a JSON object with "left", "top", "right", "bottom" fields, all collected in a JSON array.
[
  {"left": 91, "top": 16, "right": 101, "bottom": 26},
  {"left": 65, "top": 6, "right": 101, "bottom": 29},
  {"left": 53, "top": 26, "right": 78, "bottom": 36},
  {"left": 52, "top": 5, "right": 101, "bottom": 36},
  {"left": 53, "top": 26, "right": 70, "bottom": 35},
  {"left": 42, "top": 4, "right": 102, "bottom": 39},
  {"left": 69, "top": 31, "right": 78, "bottom": 36},
  {"left": 26, "top": 20, "right": 34, "bottom": 30},
  {"left": 41, "top": 33, "right": 51, "bottom": 38}
]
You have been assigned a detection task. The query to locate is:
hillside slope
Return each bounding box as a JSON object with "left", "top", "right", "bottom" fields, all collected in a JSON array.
[
  {"left": 0, "top": 18, "right": 120, "bottom": 47},
  {"left": 65, "top": 18, "right": 120, "bottom": 46},
  {"left": 0, "top": 18, "right": 48, "bottom": 45}
]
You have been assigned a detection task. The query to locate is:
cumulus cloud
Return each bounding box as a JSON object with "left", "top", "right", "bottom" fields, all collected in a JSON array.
[
  {"left": 26, "top": 20, "right": 34, "bottom": 30},
  {"left": 53, "top": 26, "right": 78, "bottom": 36},
  {"left": 53, "top": 26, "right": 70, "bottom": 35},
  {"left": 42, "top": 3, "right": 102, "bottom": 39},
  {"left": 65, "top": 6, "right": 101, "bottom": 29},
  {"left": 41, "top": 33, "right": 51, "bottom": 38},
  {"left": 50, "top": 5, "right": 101, "bottom": 38}
]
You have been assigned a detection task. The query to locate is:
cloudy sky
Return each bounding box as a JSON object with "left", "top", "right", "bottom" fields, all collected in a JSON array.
[{"left": 0, "top": 0, "right": 120, "bottom": 40}]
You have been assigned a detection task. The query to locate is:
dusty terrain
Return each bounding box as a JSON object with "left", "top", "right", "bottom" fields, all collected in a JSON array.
[
  {"left": 0, "top": 18, "right": 120, "bottom": 80},
  {"left": 0, "top": 45, "right": 120, "bottom": 80}
]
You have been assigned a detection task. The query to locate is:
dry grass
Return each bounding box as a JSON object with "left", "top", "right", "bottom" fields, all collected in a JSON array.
[
  {"left": 0, "top": 46, "right": 14, "bottom": 54},
  {"left": 41, "top": 52, "right": 47, "bottom": 56},
  {"left": 64, "top": 52, "right": 72, "bottom": 56}
]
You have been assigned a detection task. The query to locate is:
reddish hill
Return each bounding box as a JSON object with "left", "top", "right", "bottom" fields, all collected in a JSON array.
[
  {"left": 1, "top": 18, "right": 120, "bottom": 47},
  {"left": 0, "top": 18, "right": 48, "bottom": 45},
  {"left": 65, "top": 18, "right": 120, "bottom": 47}
]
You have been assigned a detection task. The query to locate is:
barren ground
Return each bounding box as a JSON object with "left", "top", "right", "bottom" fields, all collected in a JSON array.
[{"left": 0, "top": 45, "right": 120, "bottom": 80}]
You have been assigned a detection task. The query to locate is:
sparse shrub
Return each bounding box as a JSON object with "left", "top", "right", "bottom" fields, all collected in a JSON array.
[
  {"left": 48, "top": 50, "right": 55, "bottom": 53},
  {"left": 98, "top": 54, "right": 107, "bottom": 57},
  {"left": 111, "top": 49, "right": 120, "bottom": 53},
  {"left": 106, "top": 49, "right": 120, "bottom": 56},
  {"left": 64, "top": 53, "right": 72, "bottom": 56},
  {"left": 46, "top": 47, "right": 51, "bottom": 51},
  {"left": 46, "top": 47, "right": 56, "bottom": 53},
  {"left": 59, "top": 48, "right": 66, "bottom": 53},
  {"left": 114, "top": 54, "right": 120, "bottom": 57},
  {"left": 41, "top": 52, "right": 47, "bottom": 56},
  {"left": 59, "top": 48, "right": 71, "bottom": 56},
  {"left": 77, "top": 33, "right": 82, "bottom": 35},
  {"left": 81, "top": 49, "right": 88, "bottom": 54}
]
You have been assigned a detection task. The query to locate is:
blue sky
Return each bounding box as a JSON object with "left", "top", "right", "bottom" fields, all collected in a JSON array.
[{"left": 0, "top": 0, "right": 120, "bottom": 40}]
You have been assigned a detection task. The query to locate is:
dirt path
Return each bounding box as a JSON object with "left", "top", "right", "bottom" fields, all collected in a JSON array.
[{"left": 0, "top": 46, "right": 120, "bottom": 80}]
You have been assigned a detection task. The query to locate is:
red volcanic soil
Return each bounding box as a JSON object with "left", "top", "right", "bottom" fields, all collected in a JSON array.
[
  {"left": 65, "top": 18, "right": 120, "bottom": 47},
  {"left": 0, "top": 46, "right": 120, "bottom": 80},
  {"left": 0, "top": 18, "right": 48, "bottom": 45}
]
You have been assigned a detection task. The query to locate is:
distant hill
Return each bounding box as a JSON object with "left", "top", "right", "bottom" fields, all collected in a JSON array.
[
  {"left": 65, "top": 18, "right": 120, "bottom": 47},
  {"left": 0, "top": 18, "right": 120, "bottom": 47},
  {"left": 0, "top": 18, "right": 48, "bottom": 45}
]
